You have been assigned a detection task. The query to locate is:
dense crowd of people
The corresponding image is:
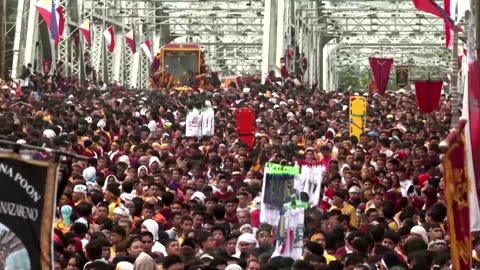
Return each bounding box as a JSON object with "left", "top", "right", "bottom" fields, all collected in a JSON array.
[{"left": 0, "top": 63, "right": 465, "bottom": 270}]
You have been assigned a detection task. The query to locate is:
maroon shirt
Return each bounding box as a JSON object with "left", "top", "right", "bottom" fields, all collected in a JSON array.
[
  {"left": 280, "top": 65, "right": 289, "bottom": 78},
  {"left": 213, "top": 190, "right": 234, "bottom": 203}
]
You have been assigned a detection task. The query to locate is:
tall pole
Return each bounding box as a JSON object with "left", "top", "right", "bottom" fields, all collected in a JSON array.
[
  {"left": 451, "top": 27, "right": 460, "bottom": 126},
  {"left": 451, "top": 2, "right": 460, "bottom": 127},
  {"left": 0, "top": 0, "right": 6, "bottom": 80}
]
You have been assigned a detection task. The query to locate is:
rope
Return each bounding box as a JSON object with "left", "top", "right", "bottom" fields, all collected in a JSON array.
[{"left": 349, "top": 112, "right": 366, "bottom": 130}]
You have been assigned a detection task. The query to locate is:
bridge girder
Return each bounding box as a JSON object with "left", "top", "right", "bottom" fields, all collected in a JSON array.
[{"left": 287, "top": 0, "right": 457, "bottom": 90}]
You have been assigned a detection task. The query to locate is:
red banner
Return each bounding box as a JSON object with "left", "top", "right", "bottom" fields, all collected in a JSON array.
[
  {"left": 235, "top": 108, "right": 256, "bottom": 149},
  {"left": 414, "top": 80, "right": 443, "bottom": 114},
  {"left": 467, "top": 28, "right": 480, "bottom": 210},
  {"left": 42, "top": 59, "right": 52, "bottom": 74},
  {"left": 368, "top": 57, "right": 393, "bottom": 95},
  {"left": 443, "top": 119, "right": 472, "bottom": 270}
]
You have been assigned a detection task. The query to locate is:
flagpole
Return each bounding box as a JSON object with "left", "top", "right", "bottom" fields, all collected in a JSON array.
[
  {"left": 451, "top": 1, "right": 460, "bottom": 127},
  {"left": 0, "top": 0, "right": 6, "bottom": 79}
]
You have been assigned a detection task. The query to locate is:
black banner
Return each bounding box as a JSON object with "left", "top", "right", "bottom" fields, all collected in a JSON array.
[
  {"left": 0, "top": 153, "right": 57, "bottom": 270},
  {"left": 396, "top": 65, "right": 409, "bottom": 88}
]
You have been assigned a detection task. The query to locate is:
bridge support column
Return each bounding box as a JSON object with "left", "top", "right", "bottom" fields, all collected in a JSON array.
[{"left": 261, "top": 0, "right": 285, "bottom": 80}]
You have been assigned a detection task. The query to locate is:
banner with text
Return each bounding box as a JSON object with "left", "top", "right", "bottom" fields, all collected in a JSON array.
[
  {"left": 0, "top": 153, "right": 57, "bottom": 270},
  {"left": 443, "top": 120, "right": 472, "bottom": 270},
  {"left": 395, "top": 65, "right": 409, "bottom": 88}
]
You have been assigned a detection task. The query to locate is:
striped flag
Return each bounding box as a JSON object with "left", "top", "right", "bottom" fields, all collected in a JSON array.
[
  {"left": 79, "top": 20, "right": 91, "bottom": 47},
  {"left": 444, "top": 0, "right": 469, "bottom": 48},
  {"left": 125, "top": 30, "right": 136, "bottom": 54},
  {"left": 103, "top": 25, "right": 115, "bottom": 53},
  {"left": 412, "top": 0, "right": 463, "bottom": 48},
  {"left": 35, "top": 0, "right": 60, "bottom": 42},
  {"left": 141, "top": 39, "right": 153, "bottom": 62}
]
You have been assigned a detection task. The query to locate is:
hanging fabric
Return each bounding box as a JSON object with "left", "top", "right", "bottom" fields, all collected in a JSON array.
[
  {"left": 271, "top": 207, "right": 305, "bottom": 259},
  {"left": 264, "top": 173, "right": 292, "bottom": 208},
  {"left": 186, "top": 107, "right": 215, "bottom": 137},
  {"left": 294, "top": 163, "right": 325, "bottom": 206},
  {"left": 260, "top": 163, "right": 300, "bottom": 225},
  {"left": 202, "top": 107, "right": 215, "bottom": 136},
  {"left": 186, "top": 108, "right": 200, "bottom": 137}
]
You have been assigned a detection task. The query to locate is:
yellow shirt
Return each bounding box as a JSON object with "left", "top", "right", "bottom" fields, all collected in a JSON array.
[
  {"left": 324, "top": 254, "right": 336, "bottom": 264},
  {"left": 301, "top": 254, "right": 336, "bottom": 264},
  {"left": 54, "top": 219, "right": 71, "bottom": 234},
  {"left": 108, "top": 202, "right": 116, "bottom": 218},
  {"left": 330, "top": 203, "right": 357, "bottom": 228},
  {"left": 178, "top": 235, "right": 185, "bottom": 245},
  {"left": 388, "top": 221, "right": 399, "bottom": 232}
]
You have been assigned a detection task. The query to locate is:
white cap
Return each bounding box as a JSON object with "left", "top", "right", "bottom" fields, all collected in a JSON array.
[
  {"left": 115, "top": 261, "right": 134, "bottom": 270},
  {"left": 118, "top": 155, "right": 130, "bottom": 165},
  {"left": 243, "top": 87, "right": 251, "bottom": 94},
  {"left": 113, "top": 207, "right": 131, "bottom": 220},
  {"left": 244, "top": 178, "right": 254, "bottom": 184},
  {"left": 16, "top": 139, "right": 26, "bottom": 144},
  {"left": 82, "top": 166, "right": 96, "bottom": 182},
  {"left": 149, "top": 156, "right": 160, "bottom": 167},
  {"left": 75, "top": 217, "right": 88, "bottom": 226},
  {"left": 191, "top": 191, "right": 207, "bottom": 204},
  {"left": 73, "top": 184, "right": 87, "bottom": 194},
  {"left": 42, "top": 129, "right": 56, "bottom": 139},
  {"left": 306, "top": 108, "right": 314, "bottom": 114},
  {"left": 225, "top": 264, "right": 242, "bottom": 270},
  {"left": 348, "top": 186, "right": 361, "bottom": 193}
]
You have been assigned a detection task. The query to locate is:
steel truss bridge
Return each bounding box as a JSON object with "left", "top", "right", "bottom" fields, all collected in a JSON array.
[{"left": 11, "top": 0, "right": 458, "bottom": 90}]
